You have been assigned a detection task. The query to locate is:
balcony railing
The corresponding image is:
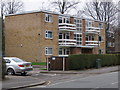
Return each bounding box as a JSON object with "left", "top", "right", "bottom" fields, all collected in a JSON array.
[
  {"left": 85, "top": 41, "right": 100, "bottom": 46},
  {"left": 59, "top": 55, "right": 69, "bottom": 57},
  {"left": 59, "top": 39, "right": 77, "bottom": 47},
  {"left": 85, "top": 27, "right": 100, "bottom": 34},
  {"left": 59, "top": 23, "right": 76, "bottom": 32},
  {"left": 86, "top": 26, "right": 101, "bottom": 30}
]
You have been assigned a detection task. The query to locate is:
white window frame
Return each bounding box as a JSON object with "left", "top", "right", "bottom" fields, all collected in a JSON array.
[
  {"left": 74, "top": 34, "right": 82, "bottom": 45},
  {"left": 86, "top": 20, "right": 94, "bottom": 27},
  {"left": 45, "top": 14, "right": 53, "bottom": 22},
  {"left": 45, "top": 47, "right": 53, "bottom": 55},
  {"left": 45, "top": 30, "right": 53, "bottom": 39},
  {"left": 99, "top": 23, "right": 103, "bottom": 29},
  {"left": 108, "top": 42, "right": 115, "bottom": 47},
  {"left": 59, "top": 32, "right": 70, "bottom": 39},
  {"left": 74, "top": 18, "right": 82, "bottom": 33},
  {"left": 59, "top": 16, "right": 70, "bottom": 23},
  {"left": 86, "top": 35, "right": 95, "bottom": 41},
  {"left": 59, "top": 48, "right": 70, "bottom": 55}
]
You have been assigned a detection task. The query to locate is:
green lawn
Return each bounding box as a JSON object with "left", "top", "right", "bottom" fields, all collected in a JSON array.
[
  {"left": 39, "top": 68, "right": 47, "bottom": 70},
  {"left": 32, "top": 62, "right": 46, "bottom": 66}
]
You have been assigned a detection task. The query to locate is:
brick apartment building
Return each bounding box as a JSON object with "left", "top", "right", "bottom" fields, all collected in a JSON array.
[{"left": 5, "top": 10, "right": 106, "bottom": 62}]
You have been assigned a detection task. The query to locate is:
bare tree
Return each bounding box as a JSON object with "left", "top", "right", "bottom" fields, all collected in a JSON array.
[
  {"left": 118, "top": 1, "right": 120, "bottom": 27},
  {"left": 84, "top": 1, "right": 118, "bottom": 30},
  {"left": 39, "top": 1, "right": 52, "bottom": 11},
  {"left": 51, "top": 0, "right": 80, "bottom": 14},
  {"left": 83, "top": 0, "right": 118, "bottom": 53},
  {"left": 1, "top": 0, "right": 24, "bottom": 15}
]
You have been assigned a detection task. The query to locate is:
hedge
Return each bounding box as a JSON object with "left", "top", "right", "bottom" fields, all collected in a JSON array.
[{"left": 69, "top": 54, "right": 120, "bottom": 70}]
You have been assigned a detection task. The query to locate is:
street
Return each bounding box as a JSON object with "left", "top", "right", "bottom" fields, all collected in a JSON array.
[
  {"left": 2, "top": 66, "right": 119, "bottom": 89},
  {"left": 32, "top": 72, "right": 119, "bottom": 89}
]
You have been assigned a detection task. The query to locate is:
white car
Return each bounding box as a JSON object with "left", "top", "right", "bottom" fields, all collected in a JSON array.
[{"left": 3, "top": 57, "right": 33, "bottom": 75}]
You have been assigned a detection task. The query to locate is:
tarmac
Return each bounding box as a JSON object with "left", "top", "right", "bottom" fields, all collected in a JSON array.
[{"left": 2, "top": 65, "right": 119, "bottom": 90}]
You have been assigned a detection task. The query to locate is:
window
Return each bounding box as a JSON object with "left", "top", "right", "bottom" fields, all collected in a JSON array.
[
  {"left": 66, "top": 33, "right": 70, "bottom": 39},
  {"left": 45, "top": 31, "right": 53, "bottom": 39},
  {"left": 59, "top": 17, "right": 62, "bottom": 23},
  {"left": 59, "top": 32, "right": 70, "bottom": 39},
  {"left": 66, "top": 49, "right": 70, "bottom": 54},
  {"left": 5, "top": 59, "right": 11, "bottom": 63},
  {"left": 66, "top": 18, "right": 70, "bottom": 23},
  {"left": 74, "top": 34, "right": 82, "bottom": 45},
  {"left": 86, "top": 35, "right": 94, "bottom": 41},
  {"left": 59, "top": 33, "right": 62, "bottom": 39},
  {"left": 99, "top": 49, "right": 104, "bottom": 54},
  {"left": 99, "top": 23, "right": 103, "bottom": 28},
  {"left": 45, "top": 47, "right": 53, "bottom": 55},
  {"left": 107, "top": 42, "right": 115, "bottom": 47},
  {"left": 45, "top": 14, "right": 53, "bottom": 22},
  {"left": 59, "top": 48, "right": 70, "bottom": 55},
  {"left": 86, "top": 21, "right": 94, "bottom": 27},
  {"left": 108, "top": 32, "right": 114, "bottom": 38},
  {"left": 74, "top": 18, "right": 82, "bottom": 33},
  {"left": 12, "top": 58, "right": 24, "bottom": 62},
  {"left": 59, "top": 48, "right": 62, "bottom": 55},
  {"left": 59, "top": 16, "right": 70, "bottom": 23},
  {"left": 74, "top": 19, "right": 76, "bottom": 23}
]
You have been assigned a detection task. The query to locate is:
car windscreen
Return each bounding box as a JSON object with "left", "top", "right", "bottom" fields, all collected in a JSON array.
[{"left": 12, "top": 58, "right": 25, "bottom": 62}]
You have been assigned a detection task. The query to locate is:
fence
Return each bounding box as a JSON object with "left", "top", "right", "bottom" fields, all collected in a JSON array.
[{"left": 48, "top": 56, "right": 69, "bottom": 71}]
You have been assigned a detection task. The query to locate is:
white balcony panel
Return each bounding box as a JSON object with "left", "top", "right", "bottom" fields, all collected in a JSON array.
[
  {"left": 86, "top": 30, "right": 100, "bottom": 34},
  {"left": 86, "top": 44, "right": 98, "bottom": 46},
  {"left": 59, "top": 29, "right": 75, "bottom": 32},
  {"left": 59, "top": 55, "right": 69, "bottom": 57},
  {"left": 86, "top": 41, "right": 99, "bottom": 43},
  {"left": 59, "top": 39, "right": 77, "bottom": 47},
  {"left": 86, "top": 30, "right": 100, "bottom": 32},
  {"left": 86, "top": 27, "right": 101, "bottom": 30},
  {"left": 77, "top": 45, "right": 94, "bottom": 48},
  {"left": 59, "top": 39, "right": 76, "bottom": 42},
  {"left": 59, "top": 23, "right": 76, "bottom": 27},
  {"left": 85, "top": 41, "right": 100, "bottom": 46},
  {"left": 59, "top": 26, "right": 76, "bottom": 30},
  {"left": 59, "top": 23, "right": 76, "bottom": 32}
]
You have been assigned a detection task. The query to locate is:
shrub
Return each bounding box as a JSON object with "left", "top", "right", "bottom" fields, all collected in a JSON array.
[{"left": 69, "top": 54, "right": 119, "bottom": 70}]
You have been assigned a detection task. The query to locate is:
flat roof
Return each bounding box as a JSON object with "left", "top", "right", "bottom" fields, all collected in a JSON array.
[{"left": 5, "top": 10, "right": 104, "bottom": 22}]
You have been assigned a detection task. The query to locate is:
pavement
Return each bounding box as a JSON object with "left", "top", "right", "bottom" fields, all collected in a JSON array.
[
  {"left": 40, "top": 66, "right": 119, "bottom": 74},
  {"left": 2, "top": 65, "right": 119, "bottom": 90}
]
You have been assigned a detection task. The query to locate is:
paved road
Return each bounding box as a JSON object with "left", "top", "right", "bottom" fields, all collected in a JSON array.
[
  {"left": 37, "top": 72, "right": 119, "bottom": 89},
  {"left": 2, "top": 66, "right": 119, "bottom": 89}
]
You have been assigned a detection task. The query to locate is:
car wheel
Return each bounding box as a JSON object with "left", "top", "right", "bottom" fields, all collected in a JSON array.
[
  {"left": 7, "top": 68, "right": 15, "bottom": 75},
  {"left": 21, "top": 72, "right": 27, "bottom": 76}
]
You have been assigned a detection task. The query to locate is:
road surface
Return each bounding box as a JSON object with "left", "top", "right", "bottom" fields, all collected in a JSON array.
[{"left": 37, "top": 72, "right": 119, "bottom": 89}]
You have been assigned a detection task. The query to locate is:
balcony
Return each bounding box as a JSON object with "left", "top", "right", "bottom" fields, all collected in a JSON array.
[
  {"left": 59, "top": 23, "right": 76, "bottom": 32},
  {"left": 85, "top": 27, "right": 100, "bottom": 34},
  {"left": 59, "top": 39, "right": 77, "bottom": 47},
  {"left": 85, "top": 41, "right": 100, "bottom": 46}
]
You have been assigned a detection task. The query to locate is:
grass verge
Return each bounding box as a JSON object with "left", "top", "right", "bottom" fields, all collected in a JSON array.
[{"left": 32, "top": 62, "right": 46, "bottom": 66}]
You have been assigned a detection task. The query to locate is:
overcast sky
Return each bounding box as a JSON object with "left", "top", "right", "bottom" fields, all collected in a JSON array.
[
  {"left": 20, "top": 0, "right": 119, "bottom": 16},
  {"left": 0, "top": 0, "right": 119, "bottom": 17},
  {"left": 21, "top": 0, "right": 85, "bottom": 12}
]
